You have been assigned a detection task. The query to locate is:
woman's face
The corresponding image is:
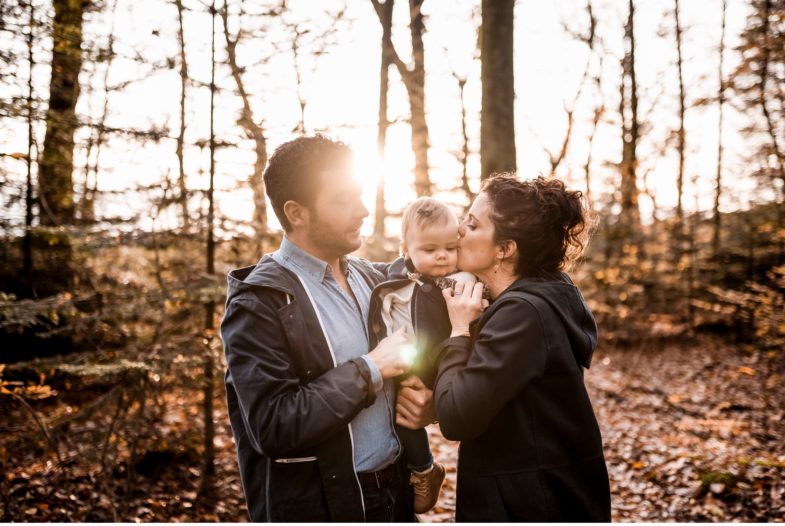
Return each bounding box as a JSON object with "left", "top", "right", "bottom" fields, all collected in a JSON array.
[{"left": 457, "top": 192, "right": 499, "bottom": 276}]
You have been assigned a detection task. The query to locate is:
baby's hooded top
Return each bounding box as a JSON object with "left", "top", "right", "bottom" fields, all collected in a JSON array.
[{"left": 367, "top": 256, "right": 475, "bottom": 387}]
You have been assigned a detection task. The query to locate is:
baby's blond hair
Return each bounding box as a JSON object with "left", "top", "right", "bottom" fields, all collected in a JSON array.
[{"left": 401, "top": 197, "right": 455, "bottom": 247}]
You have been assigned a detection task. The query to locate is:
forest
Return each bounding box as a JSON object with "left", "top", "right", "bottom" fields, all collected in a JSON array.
[{"left": 0, "top": 0, "right": 783, "bottom": 521}]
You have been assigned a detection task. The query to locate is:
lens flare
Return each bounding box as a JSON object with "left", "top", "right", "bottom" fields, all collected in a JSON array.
[{"left": 400, "top": 344, "right": 417, "bottom": 366}]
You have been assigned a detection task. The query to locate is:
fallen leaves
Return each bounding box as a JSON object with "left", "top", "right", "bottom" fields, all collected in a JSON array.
[{"left": 2, "top": 334, "right": 782, "bottom": 522}]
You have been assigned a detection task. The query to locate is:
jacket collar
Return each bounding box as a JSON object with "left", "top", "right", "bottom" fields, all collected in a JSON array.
[{"left": 275, "top": 237, "right": 349, "bottom": 282}]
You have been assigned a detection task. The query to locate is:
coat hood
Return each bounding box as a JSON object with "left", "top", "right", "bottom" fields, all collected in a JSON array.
[
  {"left": 226, "top": 255, "right": 294, "bottom": 303},
  {"left": 502, "top": 273, "right": 598, "bottom": 369}
]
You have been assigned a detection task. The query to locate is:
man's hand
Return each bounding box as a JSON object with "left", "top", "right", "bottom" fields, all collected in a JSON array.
[
  {"left": 367, "top": 327, "right": 413, "bottom": 379},
  {"left": 395, "top": 376, "right": 435, "bottom": 430}
]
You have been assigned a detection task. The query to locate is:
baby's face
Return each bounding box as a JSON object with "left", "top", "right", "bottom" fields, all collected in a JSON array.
[{"left": 405, "top": 218, "right": 459, "bottom": 278}]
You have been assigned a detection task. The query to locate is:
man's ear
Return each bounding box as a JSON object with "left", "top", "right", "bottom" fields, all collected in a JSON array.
[{"left": 283, "top": 200, "right": 309, "bottom": 230}]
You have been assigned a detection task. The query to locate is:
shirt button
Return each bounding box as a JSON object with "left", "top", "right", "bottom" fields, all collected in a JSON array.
[{"left": 420, "top": 283, "right": 433, "bottom": 293}]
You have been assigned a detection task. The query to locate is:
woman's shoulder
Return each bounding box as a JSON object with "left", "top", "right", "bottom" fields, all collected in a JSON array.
[{"left": 479, "top": 291, "right": 544, "bottom": 332}]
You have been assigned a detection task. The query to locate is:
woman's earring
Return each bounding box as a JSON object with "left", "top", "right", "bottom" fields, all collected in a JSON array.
[{"left": 494, "top": 259, "right": 501, "bottom": 274}]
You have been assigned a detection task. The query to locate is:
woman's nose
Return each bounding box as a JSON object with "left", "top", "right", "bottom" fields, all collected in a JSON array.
[{"left": 457, "top": 224, "right": 466, "bottom": 238}]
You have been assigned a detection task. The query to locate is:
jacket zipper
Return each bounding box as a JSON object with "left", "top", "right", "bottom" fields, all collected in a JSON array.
[
  {"left": 265, "top": 458, "right": 272, "bottom": 522},
  {"left": 292, "top": 274, "right": 366, "bottom": 520},
  {"left": 274, "top": 456, "right": 317, "bottom": 463}
]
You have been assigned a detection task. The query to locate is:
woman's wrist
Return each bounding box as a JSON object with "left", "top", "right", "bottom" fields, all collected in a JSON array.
[{"left": 450, "top": 328, "right": 470, "bottom": 338}]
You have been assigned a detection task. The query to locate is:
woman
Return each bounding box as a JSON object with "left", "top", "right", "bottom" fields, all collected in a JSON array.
[{"left": 429, "top": 174, "right": 611, "bottom": 522}]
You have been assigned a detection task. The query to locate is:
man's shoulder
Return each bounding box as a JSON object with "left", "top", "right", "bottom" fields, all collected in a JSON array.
[
  {"left": 226, "top": 254, "right": 297, "bottom": 305},
  {"left": 346, "top": 255, "right": 389, "bottom": 286}
]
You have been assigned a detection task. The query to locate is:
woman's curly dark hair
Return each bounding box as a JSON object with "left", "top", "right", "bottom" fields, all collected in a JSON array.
[{"left": 481, "top": 173, "right": 593, "bottom": 277}]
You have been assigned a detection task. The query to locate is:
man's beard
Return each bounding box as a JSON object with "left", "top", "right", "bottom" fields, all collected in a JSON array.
[{"left": 308, "top": 212, "right": 362, "bottom": 257}]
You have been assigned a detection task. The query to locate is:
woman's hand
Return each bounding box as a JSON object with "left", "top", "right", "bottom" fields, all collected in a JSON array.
[{"left": 442, "top": 281, "right": 487, "bottom": 337}]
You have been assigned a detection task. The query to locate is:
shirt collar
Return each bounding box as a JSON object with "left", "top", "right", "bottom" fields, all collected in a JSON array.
[{"left": 277, "top": 237, "right": 349, "bottom": 282}]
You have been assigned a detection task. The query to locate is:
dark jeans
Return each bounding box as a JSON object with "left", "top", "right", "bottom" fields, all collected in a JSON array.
[
  {"left": 397, "top": 426, "right": 434, "bottom": 471},
  {"left": 362, "top": 466, "right": 413, "bottom": 522}
]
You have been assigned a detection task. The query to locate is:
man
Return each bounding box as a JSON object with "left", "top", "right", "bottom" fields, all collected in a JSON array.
[{"left": 221, "top": 135, "right": 436, "bottom": 522}]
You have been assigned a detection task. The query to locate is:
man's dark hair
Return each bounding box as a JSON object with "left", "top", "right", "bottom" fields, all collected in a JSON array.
[{"left": 263, "top": 135, "right": 353, "bottom": 232}]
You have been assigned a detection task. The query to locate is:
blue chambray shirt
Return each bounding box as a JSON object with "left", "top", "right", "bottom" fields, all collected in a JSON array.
[{"left": 272, "top": 237, "right": 401, "bottom": 472}]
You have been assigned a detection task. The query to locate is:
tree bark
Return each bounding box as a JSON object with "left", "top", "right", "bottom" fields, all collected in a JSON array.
[
  {"left": 198, "top": 0, "right": 217, "bottom": 498},
  {"left": 23, "top": 0, "right": 36, "bottom": 292},
  {"left": 80, "top": 0, "right": 119, "bottom": 224},
  {"left": 480, "top": 0, "right": 516, "bottom": 181},
  {"left": 619, "top": 0, "right": 640, "bottom": 232},
  {"left": 175, "top": 0, "right": 190, "bottom": 231},
  {"left": 756, "top": 0, "right": 785, "bottom": 261},
  {"left": 221, "top": 0, "right": 268, "bottom": 238},
  {"left": 713, "top": 0, "right": 727, "bottom": 258},
  {"left": 583, "top": 1, "right": 601, "bottom": 205},
  {"left": 674, "top": 0, "right": 686, "bottom": 226},
  {"left": 371, "top": 0, "right": 431, "bottom": 196},
  {"left": 374, "top": 0, "right": 393, "bottom": 239},
  {"left": 39, "top": 0, "right": 88, "bottom": 226},
  {"left": 455, "top": 73, "right": 473, "bottom": 203},
  {"left": 407, "top": 0, "right": 430, "bottom": 196}
]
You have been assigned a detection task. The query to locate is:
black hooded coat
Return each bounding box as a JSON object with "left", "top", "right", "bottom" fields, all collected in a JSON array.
[{"left": 428, "top": 273, "right": 611, "bottom": 522}]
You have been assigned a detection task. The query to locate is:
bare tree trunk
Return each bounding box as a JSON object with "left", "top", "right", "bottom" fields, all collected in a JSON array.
[
  {"left": 619, "top": 0, "right": 640, "bottom": 232},
  {"left": 371, "top": 0, "right": 431, "bottom": 196},
  {"left": 222, "top": 0, "right": 268, "bottom": 238},
  {"left": 549, "top": 3, "right": 597, "bottom": 179},
  {"left": 80, "top": 0, "right": 119, "bottom": 224},
  {"left": 39, "top": 0, "right": 87, "bottom": 226},
  {"left": 374, "top": 0, "right": 393, "bottom": 239},
  {"left": 78, "top": 56, "right": 98, "bottom": 222},
  {"left": 713, "top": 0, "right": 727, "bottom": 258},
  {"left": 175, "top": 0, "right": 190, "bottom": 231},
  {"left": 454, "top": 72, "right": 473, "bottom": 203},
  {"left": 756, "top": 0, "right": 785, "bottom": 262},
  {"left": 584, "top": 103, "right": 601, "bottom": 205},
  {"left": 408, "top": 0, "right": 430, "bottom": 196},
  {"left": 480, "top": 0, "right": 516, "bottom": 181},
  {"left": 292, "top": 27, "right": 307, "bottom": 135},
  {"left": 23, "top": 0, "right": 35, "bottom": 293},
  {"left": 198, "top": 0, "right": 217, "bottom": 498},
  {"left": 687, "top": 174, "right": 698, "bottom": 324},
  {"left": 584, "top": 1, "right": 602, "bottom": 206},
  {"left": 546, "top": 75, "right": 588, "bottom": 177},
  {"left": 674, "top": 0, "right": 686, "bottom": 226}
]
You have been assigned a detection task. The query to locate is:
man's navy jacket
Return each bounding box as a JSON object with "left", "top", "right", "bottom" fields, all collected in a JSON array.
[{"left": 221, "top": 254, "right": 414, "bottom": 522}]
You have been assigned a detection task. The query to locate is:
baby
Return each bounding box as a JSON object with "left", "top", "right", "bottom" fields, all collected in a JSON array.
[{"left": 368, "top": 197, "right": 476, "bottom": 514}]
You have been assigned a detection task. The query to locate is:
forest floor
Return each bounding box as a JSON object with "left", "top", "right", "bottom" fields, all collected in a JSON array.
[{"left": 2, "top": 334, "right": 783, "bottom": 522}]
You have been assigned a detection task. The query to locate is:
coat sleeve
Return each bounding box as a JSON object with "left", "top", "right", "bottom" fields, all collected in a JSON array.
[
  {"left": 369, "top": 260, "right": 393, "bottom": 278},
  {"left": 221, "top": 293, "right": 376, "bottom": 458},
  {"left": 430, "top": 298, "right": 547, "bottom": 441}
]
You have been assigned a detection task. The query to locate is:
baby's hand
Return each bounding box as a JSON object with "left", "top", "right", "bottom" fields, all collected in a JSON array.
[{"left": 450, "top": 271, "right": 477, "bottom": 284}]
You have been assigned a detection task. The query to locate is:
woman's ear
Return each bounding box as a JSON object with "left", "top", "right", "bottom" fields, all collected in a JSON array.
[
  {"left": 283, "top": 200, "right": 309, "bottom": 230},
  {"left": 498, "top": 240, "right": 518, "bottom": 261}
]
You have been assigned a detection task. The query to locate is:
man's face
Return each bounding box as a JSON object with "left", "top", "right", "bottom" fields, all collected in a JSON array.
[{"left": 305, "top": 162, "right": 369, "bottom": 257}]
